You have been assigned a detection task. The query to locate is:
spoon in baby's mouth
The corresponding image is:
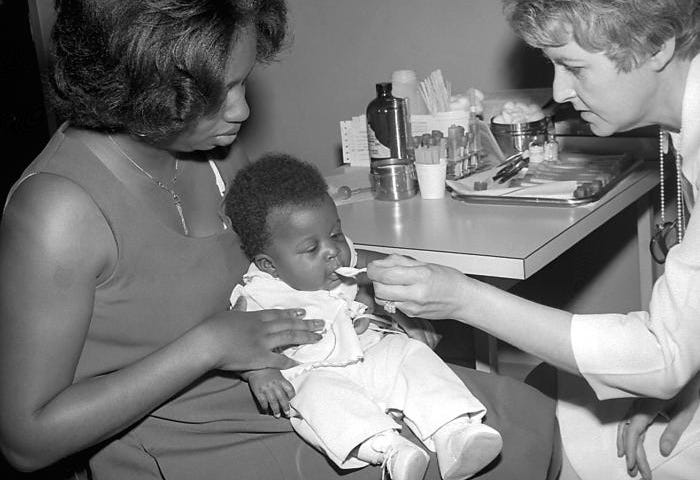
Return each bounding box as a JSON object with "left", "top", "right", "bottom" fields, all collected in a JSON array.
[{"left": 334, "top": 266, "right": 367, "bottom": 279}]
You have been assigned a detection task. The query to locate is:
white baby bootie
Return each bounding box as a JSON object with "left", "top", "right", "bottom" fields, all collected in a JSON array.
[
  {"left": 432, "top": 416, "right": 503, "bottom": 480},
  {"left": 357, "top": 430, "right": 429, "bottom": 480}
]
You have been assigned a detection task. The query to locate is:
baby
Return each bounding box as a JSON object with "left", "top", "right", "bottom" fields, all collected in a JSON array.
[{"left": 225, "top": 153, "right": 502, "bottom": 480}]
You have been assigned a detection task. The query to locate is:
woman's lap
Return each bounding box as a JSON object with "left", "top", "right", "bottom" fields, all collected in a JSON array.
[{"left": 89, "top": 364, "right": 558, "bottom": 480}]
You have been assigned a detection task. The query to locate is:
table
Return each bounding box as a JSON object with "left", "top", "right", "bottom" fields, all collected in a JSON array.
[{"left": 335, "top": 163, "right": 660, "bottom": 371}]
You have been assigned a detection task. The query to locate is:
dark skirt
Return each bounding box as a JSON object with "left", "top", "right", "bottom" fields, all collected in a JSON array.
[
  {"left": 201, "top": 365, "right": 560, "bottom": 480},
  {"left": 84, "top": 364, "right": 559, "bottom": 480}
]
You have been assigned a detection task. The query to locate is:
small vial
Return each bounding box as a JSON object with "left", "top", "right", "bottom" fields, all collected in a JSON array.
[
  {"left": 545, "top": 118, "right": 559, "bottom": 162},
  {"left": 544, "top": 139, "right": 559, "bottom": 162},
  {"left": 528, "top": 142, "right": 544, "bottom": 163}
]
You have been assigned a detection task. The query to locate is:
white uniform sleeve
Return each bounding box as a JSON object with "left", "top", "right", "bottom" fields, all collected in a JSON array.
[{"left": 571, "top": 199, "right": 700, "bottom": 400}]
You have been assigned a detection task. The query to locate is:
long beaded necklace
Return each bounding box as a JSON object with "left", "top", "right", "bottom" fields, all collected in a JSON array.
[
  {"left": 109, "top": 135, "right": 189, "bottom": 235},
  {"left": 658, "top": 128, "right": 685, "bottom": 243}
]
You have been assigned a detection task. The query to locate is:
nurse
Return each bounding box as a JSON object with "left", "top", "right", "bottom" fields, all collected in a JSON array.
[{"left": 368, "top": 1, "right": 700, "bottom": 479}]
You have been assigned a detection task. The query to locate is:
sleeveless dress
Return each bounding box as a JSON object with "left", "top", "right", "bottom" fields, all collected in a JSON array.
[{"left": 9, "top": 125, "right": 559, "bottom": 480}]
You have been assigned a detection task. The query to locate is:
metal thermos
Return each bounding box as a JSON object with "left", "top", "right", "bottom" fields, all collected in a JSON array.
[{"left": 366, "top": 82, "right": 417, "bottom": 200}]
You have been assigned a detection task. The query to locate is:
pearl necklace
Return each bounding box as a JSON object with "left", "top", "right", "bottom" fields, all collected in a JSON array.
[
  {"left": 658, "top": 128, "right": 685, "bottom": 243},
  {"left": 109, "top": 135, "right": 189, "bottom": 235}
]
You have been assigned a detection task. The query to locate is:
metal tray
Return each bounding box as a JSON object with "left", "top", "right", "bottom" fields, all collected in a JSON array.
[{"left": 449, "top": 153, "right": 642, "bottom": 207}]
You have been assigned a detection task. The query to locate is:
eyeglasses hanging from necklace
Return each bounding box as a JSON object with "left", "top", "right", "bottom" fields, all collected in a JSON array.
[{"left": 649, "top": 128, "right": 685, "bottom": 264}]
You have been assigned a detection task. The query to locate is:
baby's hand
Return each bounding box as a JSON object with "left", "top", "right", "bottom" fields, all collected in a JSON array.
[
  {"left": 353, "top": 316, "right": 370, "bottom": 335},
  {"left": 245, "top": 368, "right": 295, "bottom": 418},
  {"left": 355, "top": 286, "right": 375, "bottom": 314},
  {"left": 394, "top": 311, "right": 442, "bottom": 349}
]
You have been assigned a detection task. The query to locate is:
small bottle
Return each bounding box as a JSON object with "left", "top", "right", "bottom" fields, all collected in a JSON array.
[
  {"left": 528, "top": 141, "right": 545, "bottom": 163},
  {"left": 366, "top": 82, "right": 414, "bottom": 167},
  {"left": 445, "top": 124, "right": 465, "bottom": 179},
  {"left": 466, "top": 108, "right": 481, "bottom": 171},
  {"left": 544, "top": 120, "right": 559, "bottom": 162},
  {"left": 391, "top": 70, "right": 428, "bottom": 116}
]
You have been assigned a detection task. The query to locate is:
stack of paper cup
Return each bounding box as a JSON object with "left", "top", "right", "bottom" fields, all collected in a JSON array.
[{"left": 415, "top": 160, "right": 447, "bottom": 199}]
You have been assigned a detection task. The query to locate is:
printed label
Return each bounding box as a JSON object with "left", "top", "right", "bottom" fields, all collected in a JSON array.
[{"left": 367, "top": 124, "right": 391, "bottom": 159}]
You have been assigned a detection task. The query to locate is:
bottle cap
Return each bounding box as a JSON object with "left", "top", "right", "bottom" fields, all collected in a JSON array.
[{"left": 376, "top": 82, "right": 392, "bottom": 95}]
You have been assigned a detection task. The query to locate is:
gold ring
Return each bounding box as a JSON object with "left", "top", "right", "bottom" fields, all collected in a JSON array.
[{"left": 384, "top": 301, "right": 396, "bottom": 314}]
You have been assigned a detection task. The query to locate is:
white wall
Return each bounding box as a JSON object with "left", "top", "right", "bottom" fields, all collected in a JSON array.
[
  {"left": 241, "top": 0, "right": 552, "bottom": 173},
  {"left": 28, "top": 0, "right": 643, "bottom": 318}
]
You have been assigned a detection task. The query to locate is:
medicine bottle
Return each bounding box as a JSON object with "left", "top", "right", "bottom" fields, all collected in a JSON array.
[
  {"left": 544, "top": 119, "right": 559, "bottom": 162},
  {"left": 391, "top": 70, "right": 427, "bottom": 116},
  {"left": 366, "top": 82, "right": 414, "bottom": 167}
]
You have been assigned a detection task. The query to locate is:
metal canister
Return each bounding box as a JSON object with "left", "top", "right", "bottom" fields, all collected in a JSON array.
[
  {"left": 369, "top": 162, "right": 418, "bottom": 201},
  {"left": 490, "top": 117, "right": 549, "bottom": 158}
]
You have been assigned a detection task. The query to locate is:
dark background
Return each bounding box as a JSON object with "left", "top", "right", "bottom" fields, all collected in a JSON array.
[
  {"left": 0, "top": 0, "right": 50, "bottom": 211},
  {"left": 0, "top": 4, "right": 55, "bottom": 478}
]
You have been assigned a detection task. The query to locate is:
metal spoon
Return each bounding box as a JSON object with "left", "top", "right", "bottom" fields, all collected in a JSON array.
[{"left": 334, "top": 266, "right": 367, "bottom": 278}]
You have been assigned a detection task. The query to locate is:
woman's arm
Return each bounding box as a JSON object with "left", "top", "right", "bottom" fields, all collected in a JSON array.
[
  {"left": 0, "top": 175, "right": 321, "bottom": 471},
  {"left": 370, "top": 243, "right": 700, "bottom": 399},
  {"left": 368, "top": 255, "right": 579, "bottom": 374}
]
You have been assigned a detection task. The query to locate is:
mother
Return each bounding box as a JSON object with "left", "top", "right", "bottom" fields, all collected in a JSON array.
[
  {"left": 0, "top": 1, "right": 557, "bottom": 479},
  {"left": 369, "top": 1, "right": 700, "bottom": 479}
]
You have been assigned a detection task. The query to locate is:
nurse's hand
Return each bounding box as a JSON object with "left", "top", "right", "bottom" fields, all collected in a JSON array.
[
  {"left": 367, "top": 254, "right": 468, "bottom": 320},
  {"left": 617, "top": 373, "right": 700, "bottom": 480}
]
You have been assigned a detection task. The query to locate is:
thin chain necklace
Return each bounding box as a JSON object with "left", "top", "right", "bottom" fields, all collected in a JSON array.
[
  {"left": 109, "top": 134, "right": 189, "bottom": 235},
  {"left": 658, "top": 128, "right": 685, "bottom": 242}
]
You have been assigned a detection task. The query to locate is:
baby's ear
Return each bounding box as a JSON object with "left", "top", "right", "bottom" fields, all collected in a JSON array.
[{"left": 254, "top": 254, "right": 277, "bottom": 276}]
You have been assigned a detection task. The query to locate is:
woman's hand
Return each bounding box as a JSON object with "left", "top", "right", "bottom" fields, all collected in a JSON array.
[
  {"left": 617, "top": 373, "right": 700, "bottom": 479},
  {"left": 367, "top": 254, "right": 467, "bottom": 320},
  {"left": 199, "top": 308, "right": 324, "bottom": 372}
]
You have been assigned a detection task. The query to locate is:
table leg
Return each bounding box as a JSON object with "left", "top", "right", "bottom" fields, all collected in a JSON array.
[
  {"left": 636, "top": 194, "right": 654, "bottom": 309},
  {"left": 474, "top": 329, "right": 499, "bottom": 373}
]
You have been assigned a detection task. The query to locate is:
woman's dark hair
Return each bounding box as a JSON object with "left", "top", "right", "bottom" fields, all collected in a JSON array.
[
  {"left": 225, "top": 153, "right": 329, "bottom": 260},
  {"left": 50, "top": 0, "right": 288, "bottom": 141}
]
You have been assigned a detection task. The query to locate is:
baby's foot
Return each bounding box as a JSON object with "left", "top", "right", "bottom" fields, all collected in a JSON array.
[
  {"left": 357, "top": 430, "right": 429, "bottom": 480},
  {"left": 433, "top": 417, "right": 502, "bottom": 480}
]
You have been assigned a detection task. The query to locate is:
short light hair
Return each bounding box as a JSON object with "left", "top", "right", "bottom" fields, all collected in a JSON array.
[{"left": 503, "top": 0, "right": 700, "bottom": 72}]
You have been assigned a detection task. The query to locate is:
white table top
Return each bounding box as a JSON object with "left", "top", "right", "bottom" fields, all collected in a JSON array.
[{"left": 336, "top": 164, "right": 659, "bottom": 279}]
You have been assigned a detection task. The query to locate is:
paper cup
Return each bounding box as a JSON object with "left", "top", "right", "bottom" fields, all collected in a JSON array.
[{"left": 415, "top": 160, "right": 447, "bottom": 199}]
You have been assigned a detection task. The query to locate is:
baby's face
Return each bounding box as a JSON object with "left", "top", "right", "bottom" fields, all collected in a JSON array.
[{"left": 263, "top": 195, "right": 351, "bottom": 291}]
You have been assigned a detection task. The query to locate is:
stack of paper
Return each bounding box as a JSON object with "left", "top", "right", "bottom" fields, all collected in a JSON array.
[
  {"left": 339, "top": 115, "right": 370, "bottom": 166},
  {"left": 339, "top": 114, "right": 452, "bottom": 167}
]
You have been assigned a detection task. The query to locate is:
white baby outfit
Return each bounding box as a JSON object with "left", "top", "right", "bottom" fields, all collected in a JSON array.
[
  {"left": 557, "top": 53, "right": 700, "bottom": 480},
  {"left": 230, "top": 249, "right": 487, "bottom": 469}
]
